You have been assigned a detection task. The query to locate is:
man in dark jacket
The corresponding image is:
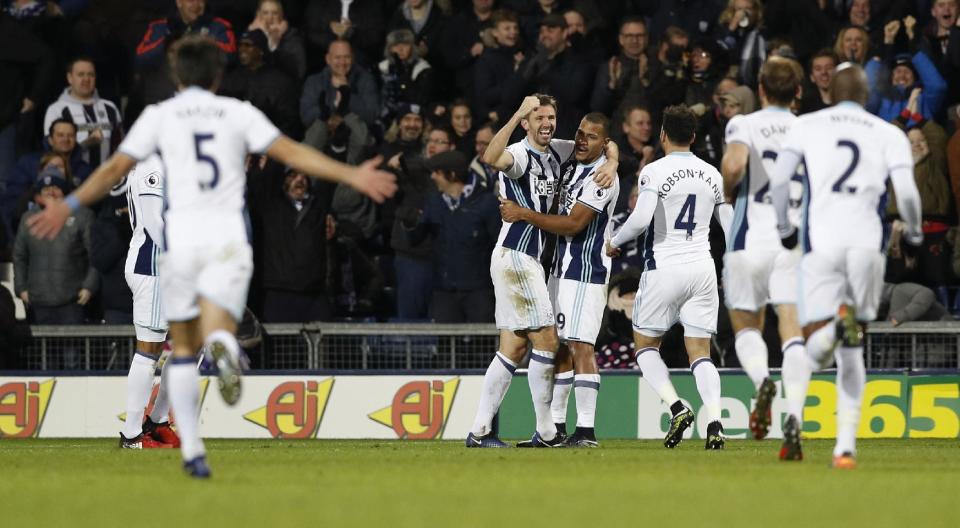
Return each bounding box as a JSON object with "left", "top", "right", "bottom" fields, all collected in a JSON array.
[
  {"left": 401, "top": 150, "right": 500, "bottom": 323},
  {"left": 590, "top": 17, "right": 650, "bottom": 118},
  {"left": 221, "top": 29, "right": 301, "bottom": 138},
  {"left": 442, "top": 0, "right": 495, "bottom": 101},
  {"left": 388, "top": 0, "right": 447, "bottom": 74},
  {"left": 473, "top": 9, "right": 527, "bottom": 123},
  {"left": 249, "top": 165, "right": 336, "bottom": 323}
]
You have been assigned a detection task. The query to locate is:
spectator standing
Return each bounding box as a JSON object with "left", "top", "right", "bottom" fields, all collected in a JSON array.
[
  {"left": 924, "top": 0, "right": 960, "bottom": 111},
  {"left": 441, "top": 0, "right": 495, "bottom": 99},
  {"left": 388, "top": 0, "right": 447, "bottom": 73},
  {"left": 221, "top": 29, "right": 301, "bottom": 138},
  {"left": 400, "top": 150, "right": 500, "bottom": 322},
  {"left": 378, "top": 29, "right": 437, "bottom": 124},
  {"left": 684, "top": 38, "right": 727, "bottom": 112},
  {"left": 590, "top": 17, "right": 650, "bottom": 118},
  {"left": 449, "top": 99, "right": 475, "bottom": 155},
  {"left": 303, "top": 0, "right": 386, "bottom": 69},
  {"left": 249, "top": 166, "right": 337, "bottom": 323},
  {"left": 615, "top": 105, "right": 655, "bottom": 210},
  {"left": 14, "top": 174, "right": 97, "bottom": 324},
  {"left": 799, "top": 49, "right": 837, "bottom": 114},
  {"left": 301, "top": 39, "right": 378, "bottom": 165},
  {"left": 716, "top": 0, "right": 766, "bottom": 89},
  {"left": 467, "top": 121, "right": 498, "bottom": 191},
  {"left": 473, "top": 9, "right": 526, "bottom": 123},
  {"left": 834, "top": 25, "right": 870, "bottom": 64},
  {"left": 247, "top": 0, "right": 306, "bottom": 81},
  {"left": 646, "top": 26, "right": 690, "bottom": 124},
  {"left": 763, "top": 0, "right": 838, "bottom": 64},
  {"left": 43, "top": 57, "right": 123, "bottom": 169}
]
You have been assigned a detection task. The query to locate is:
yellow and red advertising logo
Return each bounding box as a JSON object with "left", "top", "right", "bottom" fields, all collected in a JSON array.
[
  {"left": 243, "top": 379, "right": 334, "bottom": 439},
  {"left": 0, "top": 380, "right": 56, "bottom": 438},
  {"left": 117, "top": 377, "right": 211, "bottom": 425},
  {"left": 368, "top": 378, "right": 460, "bottom": 439}
]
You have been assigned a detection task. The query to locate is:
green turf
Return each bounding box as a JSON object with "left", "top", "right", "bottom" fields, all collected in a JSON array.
[{"left": 1, "top": 439, "right": 956, "bottom": 527}]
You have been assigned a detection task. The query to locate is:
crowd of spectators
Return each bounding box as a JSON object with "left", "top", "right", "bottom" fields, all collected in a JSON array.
[{"left": 3, "top": 0, "right": 960, "bottom": 366}]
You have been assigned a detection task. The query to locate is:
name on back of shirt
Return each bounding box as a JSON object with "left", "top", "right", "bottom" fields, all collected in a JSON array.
[
  {"left": 830, "top": 114, "right": 874, "bottom": 128},
  {"left": 658, "top": 168, "right": 723, "bottom": 202},
  {"left": 175, "top": 106, "right": 226, "bottom": 119},
  {"left": 759, "top": 124, "right": 788, "bottom": 138}
]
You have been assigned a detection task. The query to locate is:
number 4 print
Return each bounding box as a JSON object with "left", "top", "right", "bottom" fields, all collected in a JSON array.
[{"left": 675, "top": 194, "right": 696, "bottom": 240}]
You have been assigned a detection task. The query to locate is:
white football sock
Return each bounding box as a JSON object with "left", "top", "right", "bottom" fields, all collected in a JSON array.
[
  {"left": 806, "top": 323, "right": 837, "bottom": 370},
  {"left": 149, "top": 352, "right": 172, "bottom": 423},
  {"left": 121, "top": 352, "right": 158, "bottom": 438},
  {"left": 834, "top": 346, "right": 865, "bottom": 457},
  {"left": 527, "top": 349, "right": 557, "bottom": 440},
  {"left": 780, "top": 338, "right": 811, "bottom": 424},
  {"left": 167, "top": 358, "right": 205, "bottom": 461},
  {"left": 635, "top": 347, "right": 680, "bottom": 405},
  {"left": 691, "top": 357, "right": 722, "bottom": 423},
  {"left": 574, "top": 373, "right": 601, "bottom": 428},
  {"left": 551, "top": 370, "right": 574, "bottom": 425},
  {"left": 734, "top": 328, "right": 769, "bottom": 390},
  {"left": 470, "top": 352, "right": 516, "bottom": 436}
]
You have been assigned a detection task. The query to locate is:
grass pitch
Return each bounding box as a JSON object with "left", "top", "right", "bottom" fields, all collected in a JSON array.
[{"left": 1, "top": 439, "right": 956, "bottom": 527}]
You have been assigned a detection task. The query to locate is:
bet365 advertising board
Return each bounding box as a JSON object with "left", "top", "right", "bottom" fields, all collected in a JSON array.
[{"left": 0, "top": 372, "right": 957, "bottom": 439}]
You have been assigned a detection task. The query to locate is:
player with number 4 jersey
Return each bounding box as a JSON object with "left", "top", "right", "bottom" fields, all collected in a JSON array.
[
  {"left": 608, "top": 105, "right": 734, "bottom": 450},
  {"left": 769, "top": 64, "right": 923, "bottom": 468},
  {"left": 27, "top": 36, "right": 396, "bottom": 478}
]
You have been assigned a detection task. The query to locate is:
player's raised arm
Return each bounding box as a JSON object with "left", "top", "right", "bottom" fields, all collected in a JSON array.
[
  {"left": 499, "top": 196, "right": 596, "bottom": 237},
  {"left": 482, "top": 95, "right": 542, "bottom": 170},
  {"left": 27, "top": 152, "right": 137, "bottom": 239},
  {"left": 266, "top": 136, "right": 397, "bottom": 203}
]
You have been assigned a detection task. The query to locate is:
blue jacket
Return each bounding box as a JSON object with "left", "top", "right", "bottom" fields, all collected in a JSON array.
[
  {"left": 866, "top": 51, "right": 947, "bottom": 125},
  {"left": 405, "top": 186, "right": 500, "bottom": 291}
]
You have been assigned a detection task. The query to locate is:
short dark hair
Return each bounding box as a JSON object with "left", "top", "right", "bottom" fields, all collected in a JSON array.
[
  {"left": 524, "top": 93, "right": 558, "bottom": 118},
  {"left": 170, "top": 35, "right": 226, "bottom": 90},
  {"left": 619, "top": 16, "right": 646, "bottom": 33},
  {"left": 660, "top": 105, "right": 697, "bottom": 146},
  {"left": 67, "top": 56, "right": 95, "bottom": 74},
  {"left": 810, "top": 48, "right": 838, "bottom": 68},
  {"left": 491, "top": 9, "right": 518, "bottom": 26},
  {"left": 429, "top": 125, "right": 456, "bottom": 144},
  {"left": 582, "top": 112, "right": 610, "bottom": 138},
  {"left": 759, "top": 56, "right": 802, "bottom": 106},
  {"left": 49, "top": 117, "right": 77, "bottom": 136},
  {"left": 622, "top": 104, "right": 651, "bottom": 119}
]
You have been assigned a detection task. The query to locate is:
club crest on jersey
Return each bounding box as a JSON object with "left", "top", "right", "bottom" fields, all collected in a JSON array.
[
  {"left": 594, "top": 187, "right": 606, "bottom": 200},
  {"left": 144, "top": 172, "right": 161, "bottom": 189}
]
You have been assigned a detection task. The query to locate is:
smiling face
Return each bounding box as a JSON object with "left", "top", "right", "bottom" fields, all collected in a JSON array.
[
  {"left": 574, "top": 118, "right": 606, "bottom": 163},
  {"left": 849, "top": 0, "right": 870, "bottom": 26},
  {"left": 326, "top": 41, "right": 353, "bottom": 77},
  {"left": 399, "top": 113, "right": 424, "bottom": 142},
  {"left": 842, "top": 28, "right": 867, "bottom": 63},
  {"left": 257, "top": 0, "right": 283, "bottom": 25},
  {"left": 450, "top": 104, "right": 472, "bottom": 135},
  {"left": 67, "top": 60, "right": 96, "bottom": 99},
  {"left": 49, "top": 122, "right": 77, "bottom": 155},
  {"left": 622, "top": 108, "right": 652, "bottom": 144},
  {"left": 811, "top": 56, "right": 836, "bottom": 90},
  {"left": 284, "top": 171, "right": 309, "bottom": 201},
  {"left": 521, "top": 104, "right": 557, "bottom": 148},
  {"left": 892, "top": 64, "right": 916, "bottom": 89},
  {"left": 493, "top": 20, "right": 519, "bottom": 47}
]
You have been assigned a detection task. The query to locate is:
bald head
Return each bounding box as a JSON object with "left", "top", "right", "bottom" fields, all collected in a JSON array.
[{"left": 829, "top": 63, "right": 869, "bottom": 106}]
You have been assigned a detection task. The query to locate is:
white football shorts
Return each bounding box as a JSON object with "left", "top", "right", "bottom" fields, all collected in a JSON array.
[
  {"left": 548, "top": 276, "right": 607, "bottom": 345},
  {"left": 491, "top": 247, "right": 554, "bottom": 331},
  {"left": 723, "top": 248, "right": 800, "bottom": 311},
  {"left": 159, "top": 213, "right": 253, "bottom": 323},
  {"left": 798, "top": 248, "right": 885, "bottom": 325},
  {"left": 632, "top": 258, "right": 718, "bottom": 338},
  {"left": 125, "top": 272, "right": 167, "bottom": 342}
]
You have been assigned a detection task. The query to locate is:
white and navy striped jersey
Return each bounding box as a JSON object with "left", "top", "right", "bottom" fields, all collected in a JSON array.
[
  {"left": 637, "top": 152, "right": 724, "bottom": 270},
  {"left": 551, "top": 155, "right": 619, "bottom": 284},
  {"left": 124, "top": 156, "right": 165, "bottom": 277},
  {"left": 724, "top": 107, "right": 797, "bottom": 251},
  {"left": 497, "top": 137, "right": 575, "bottom": 258},
  {"left": 118, "top": 87, "right": 280, "bottom": 229},
  {"left": 44, "top": 88, "right": 123, "bottom": 168},
  {"left": 780, "top": 102, "right": 914, "bottom": 252}
]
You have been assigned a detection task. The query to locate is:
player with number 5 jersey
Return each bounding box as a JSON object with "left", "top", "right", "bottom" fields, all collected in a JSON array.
[
  {"left": 608, "top": 105, "right": 734, "bottom": 450},
  {"left": 27, "top": 35, "right": 397, "bottom": 478}
]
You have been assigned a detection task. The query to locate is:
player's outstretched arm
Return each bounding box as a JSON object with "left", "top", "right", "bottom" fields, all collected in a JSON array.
[
  {"left": 482, "top": 95, "right": 541, "bottom": 171},
  {"left": 27, "top": 153, "right": 136, "bottom": 240},
  {"left": 608, "top": 189, "right": 657, "bottom": 252},
  {"left": 499, "top": 196, "right": 596, "bottom": 237},
  {"left": 267, "top": 136, "right": 397, "bottom": 203},
  {"left": 720, "top": 143, "right": 749, "bottom": 201}
]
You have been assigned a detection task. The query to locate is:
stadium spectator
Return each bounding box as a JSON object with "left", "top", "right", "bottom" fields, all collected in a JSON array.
[
  {"left": 716, "top": 0, "right": 766, "bottom": 89},
  {"left": 590, "top": 17, "right": 650, "bottom": 118},
  {"left": 389, "top": 126, "right": 456, "bottom": 319},
  {"left": 43, "top": 57, "right": 123, "bottom": 169},
  {"left": 879, "top": 281, "right": 954, "bottom": 325},
  {"left": 647, "top": 0, "right": 723, "bottom": 43},
  {"left": 834, "top": 25, "right": 870, "bottom": 64},
  {"left": 301, "top": 39, "right": 377, "bottom": 165},
  {"left": 14, "top": 173, "right": 97, "bottom": 324},
  {"left": 448, "top": 99, "right": 474, "bottom": 155},
  {"left": 946, "top": 104, "right": 960, "bottom": 221},
  {"left": 505, "top": 13, "right": 593, "bottom": 138},
  {"left": 799, "top": 49, "right": 837, "bottom": 114},
  {"left": 377, "top": 29, "right": 437, "bottom": 124},
  {"left": 763, "top": 0, "right": 838, "bottom": 64},
  {"left": 924, "top": 0, "right": 960, "bottom": 110},
  {"left": 518, "top": 0, "right": 566, "bottom": 49},
  {"left": 400, "top": 150, "right": 500, "bottom": 323},
  {"left": 303, "top": 0, "right": 386, "bottom": 69},
  {"left": 646, "top": 25, "right": 690, "bottom": 124},
  {"left": 844, "top": 0, "right": 883, "bottom": 51},
  {"left": 88, "top": 194, "right": 132, "bottom": 324},
  {"left": 249, "top": 165, "right": 337, "bottom": 323},
  {"left": 615, "top": 105, "right": 656, "bottom": 211},
  {"left": 473, "top": 9, "right": 526, "bottom": 123},
  {"left": 247, "top": 0, "right": 306, "bottom": 81},
  {"left": 562, "top": 8, "right": 606, "bottom": 66},
  {"left": 221, "top": 29, "right": 301, "bottom": 138},
  {"left": 378, "top": 103, "right": 427, "bottom": 170},
  {"left": 694, "top": 82, "right": 753, "bottom": 169},
  {"left": 388, "top": 0, "right": 447, "bottom": 70},
  {"left": 9, "top": 153, "right": 71, "bottom": 232},
  {"left": 684, "top": 38, "right": 727, "bottom": 112},
  {"left": 467, "top": 121, "right": 497, "bottom": 191},
  {"left": 441, "top": 0, "right": 495, "bottom": 98},
  {"left": 867, "top": 19, "right": 947, "bottom": 125}
]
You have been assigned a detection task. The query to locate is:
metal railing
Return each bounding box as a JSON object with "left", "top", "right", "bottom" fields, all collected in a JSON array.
[{"left": 9, "top": 321, "right": 960, "bottom": 372}]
